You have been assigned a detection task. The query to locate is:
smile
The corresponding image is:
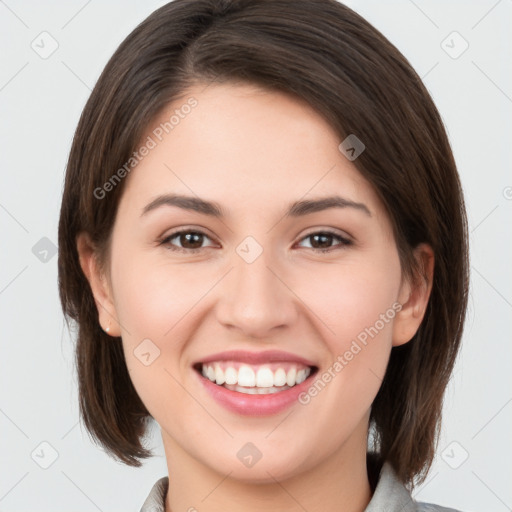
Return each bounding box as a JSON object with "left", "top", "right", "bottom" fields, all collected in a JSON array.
[
  {"left": 193, "top": 360, "right": 318, "bottom": 416},
  {"left": 197, "top": 361, "right": 314, "bottom": 394}
]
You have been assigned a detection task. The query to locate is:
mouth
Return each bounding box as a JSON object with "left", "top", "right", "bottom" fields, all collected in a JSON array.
[
  {"left": 192, "top": 361, "right": 319, "bottom": 395},
  {"left": 191, "top": 349, "right": 320, "bottom": 415}
]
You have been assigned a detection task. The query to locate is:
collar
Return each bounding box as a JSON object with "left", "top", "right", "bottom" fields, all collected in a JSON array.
[{"left": 140, "top": 461, "right": 418, "bottom": 512}]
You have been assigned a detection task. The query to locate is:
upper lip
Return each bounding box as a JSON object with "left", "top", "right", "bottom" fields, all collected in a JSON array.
[{"left": 194, "top": 350, "right": 318, "bottom": 368}]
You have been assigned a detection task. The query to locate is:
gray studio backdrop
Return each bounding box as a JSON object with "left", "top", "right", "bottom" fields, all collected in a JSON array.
[{"left": 1, "top": 1, "right": 511, "bottom": 511}]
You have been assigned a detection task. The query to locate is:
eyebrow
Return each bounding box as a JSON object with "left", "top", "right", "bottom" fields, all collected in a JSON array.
[{"left": 141, "top": 193, "right": 371, "bottom": 218}]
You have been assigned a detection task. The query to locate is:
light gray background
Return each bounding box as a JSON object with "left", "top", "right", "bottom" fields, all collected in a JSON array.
[{"left": 1, "top": 1, "right": 511, "bottom": 511}]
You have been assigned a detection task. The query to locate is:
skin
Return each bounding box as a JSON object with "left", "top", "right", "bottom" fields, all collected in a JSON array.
[{"left": 78, "top": 82, "right": 434, "bottom": 512}]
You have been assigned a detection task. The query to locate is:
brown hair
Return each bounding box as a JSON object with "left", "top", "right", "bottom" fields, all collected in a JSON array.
[{"left": 58, "top": 0, "right": 469, "bottom": 488}]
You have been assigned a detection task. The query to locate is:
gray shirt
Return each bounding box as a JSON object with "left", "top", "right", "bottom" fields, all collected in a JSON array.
[{"left": 139, "top": 461, "right": 462, "bottom": 512}]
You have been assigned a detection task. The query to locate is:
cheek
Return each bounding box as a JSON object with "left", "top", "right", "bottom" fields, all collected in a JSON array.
[
  {"left": 293, "top": 251, "right": 402, "bottom": 348},
  {"left": 294, "top": 254, "right": 401, "bottom": 422},
  {"left": 111, "top": 249, "right": 206, "bottom": 338},
  {"left": 108, "top": 249, "right": 202, "bottom": 417}
]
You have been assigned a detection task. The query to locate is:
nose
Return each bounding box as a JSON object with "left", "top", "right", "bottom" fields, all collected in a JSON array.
[{"left": 215, "top": 248, "right": 298, "bottom": 339}]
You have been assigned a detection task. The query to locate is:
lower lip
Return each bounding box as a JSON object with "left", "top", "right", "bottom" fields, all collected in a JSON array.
[{"left": 194, "top": 368, "right": 317, "bottom": 416}]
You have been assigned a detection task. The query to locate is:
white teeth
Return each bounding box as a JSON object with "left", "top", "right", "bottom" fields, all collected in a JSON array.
[
  {"left": 286, "top": 367, "right": 297, "bottom": 387},
  {"left": 224, "top": 367, "right": 238, "bottom": 385},
  {"left": 200, "top": 362, "right": 312, "bottom": 390},
  {"left": 223, "top": 383, "right": 291, "bottom": 394},
  {"left": 256, "top": 367, "right": 274, "bottom": 387},
  {"left": 206, "top": 365, "right": 215, "bottom": 382},
  {"left": 215, "top": 365, "right": 225, "bottom": 385},
  {"left": 273, "top": 368, "right": 287, "bottom": 386},
  {"left": 238, "top": 365, "right": 256, "bottom": 387}
]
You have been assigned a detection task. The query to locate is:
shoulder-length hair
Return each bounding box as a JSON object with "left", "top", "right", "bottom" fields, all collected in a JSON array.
[{"left": 58, "top": 0, "right": 469, "bottom": 488}]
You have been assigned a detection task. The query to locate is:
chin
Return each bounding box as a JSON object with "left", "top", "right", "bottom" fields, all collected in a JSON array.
[{"left": 208, "top": 446, "right": 314, "bottom": 484}]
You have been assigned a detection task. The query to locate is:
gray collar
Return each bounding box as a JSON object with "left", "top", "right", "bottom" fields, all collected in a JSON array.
[
  {"left": 365, "top": 461, "right": 417, "bottom": 512},
  {"left": 140, "top": 462, "right": 434, "bottom": 512}
]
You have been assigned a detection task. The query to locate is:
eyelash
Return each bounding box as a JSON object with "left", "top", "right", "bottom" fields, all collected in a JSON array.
[{"left": 159, "top": 228, "right": 352, "bottom": 254}]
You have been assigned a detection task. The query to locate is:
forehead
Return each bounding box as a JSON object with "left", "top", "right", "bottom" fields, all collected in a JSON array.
[{"left": 119, "top": 82, "right": 386, "bottom": 223}]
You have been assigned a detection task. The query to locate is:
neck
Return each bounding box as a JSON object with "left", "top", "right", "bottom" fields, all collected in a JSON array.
[{"left": 162, "top": 423, "right": 373, "bottom": 512}]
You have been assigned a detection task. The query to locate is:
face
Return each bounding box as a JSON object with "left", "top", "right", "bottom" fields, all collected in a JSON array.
[{"left": 80, "top": 82, "right": 431, "bottom": 483}]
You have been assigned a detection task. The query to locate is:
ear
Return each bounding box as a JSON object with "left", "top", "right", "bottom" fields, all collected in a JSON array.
[
  {"left": 76, "top": 232, "right": 121, "bottom": 337},
  {"left": 392, "top": 243, "right": 434, "bottom": 347}
]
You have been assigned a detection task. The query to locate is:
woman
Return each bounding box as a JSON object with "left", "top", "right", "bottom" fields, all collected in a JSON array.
[{"left": 58, "top": 1, "right": 469, "bottom": 510}]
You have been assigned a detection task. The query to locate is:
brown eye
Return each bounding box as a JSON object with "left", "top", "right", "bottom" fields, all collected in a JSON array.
[
  {"left": 161, "top": 230, "right": 215, "bottom": 253},
  {"left": 297, "top": 231, "right": 352, "bottom": 253}
]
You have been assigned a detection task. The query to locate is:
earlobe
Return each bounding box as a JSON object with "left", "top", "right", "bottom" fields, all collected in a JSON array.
[
  {"left": 76, "top": 232, "right": 121, "bottom": 337},
  {"left": 392, "top": 243, "right": 434, "bottom": 347}
]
